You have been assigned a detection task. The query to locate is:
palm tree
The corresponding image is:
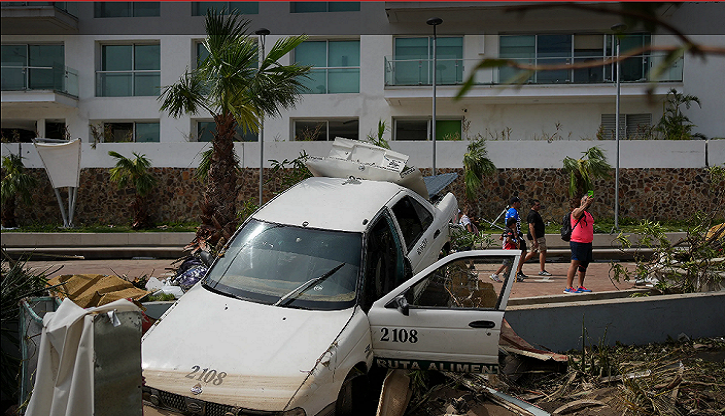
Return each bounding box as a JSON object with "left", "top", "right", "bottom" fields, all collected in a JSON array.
[
  {"left": 159, "top": 9, "right": 310, "bottom": 253},
  {"left": 562, "top": 146, "right": 612, "bottom": 198},
  {"left": 1, "top": 154, "right": 37, "bottom": 228},
  {"left": 108, "top": 151, "right": 157, "bottom": 229},
  {"left": 462, "top": 136, "right": 496, "bottom": 200},
  {"left": 657, "top": 89, "right": 705, "bottom": 140}
]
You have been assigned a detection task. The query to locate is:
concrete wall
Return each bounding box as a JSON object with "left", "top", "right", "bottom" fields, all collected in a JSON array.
[
  {"left": 505, "top": 291, "right": 725, "bottom": 353},
  {"left": 3, "top": 139, "right": 722, "bottom": 170}
]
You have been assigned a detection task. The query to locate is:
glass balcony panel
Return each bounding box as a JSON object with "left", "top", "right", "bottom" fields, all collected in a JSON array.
[
  {"left": 536, "top": 58, "right": 570, "bottom": 83},
  {"left": 134, "top": 72, "right": 160, "bottom": 96},
  {"left": 573, "top": 57, "right": 604, "bottom": 83},
  {"left": 436, "top": 58, "right": 463, "bottom": 84},
  {"left": 328, "top": 68, "right": 359, "bottom": 93},
  {"left": 1, "top": 67, "right": 26, "bottom": 90}
]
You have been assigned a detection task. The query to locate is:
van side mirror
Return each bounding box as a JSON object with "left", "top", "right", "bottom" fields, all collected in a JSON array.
[{"left": 385, "top": 294, "right": 409, "bottom": 316}]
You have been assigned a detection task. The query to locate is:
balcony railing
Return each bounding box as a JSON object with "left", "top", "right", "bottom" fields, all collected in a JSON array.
[
  {"left": 1, "top": 2, "right": 78, "bottom": 17},
  {"left": 384, "top": 53, "right": 683, "bottom": 86},
  {"left": 1, "top": 65, "right": 79, "bottom": 97}
]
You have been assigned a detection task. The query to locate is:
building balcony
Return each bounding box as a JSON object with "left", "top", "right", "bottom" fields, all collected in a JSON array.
[
  {"left": 1, "top": 2, "right": 78, "bottom": 34},
  {"left": 383, "top": 53, "right": 683, "bottom": 105},
  {"left": 1, "top": 64, "right": 79, "bottom": 109}
]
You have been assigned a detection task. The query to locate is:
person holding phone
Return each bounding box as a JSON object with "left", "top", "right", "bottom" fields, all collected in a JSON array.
[{"left": 564, "top": 194, "right": 595, "bottom": 294}]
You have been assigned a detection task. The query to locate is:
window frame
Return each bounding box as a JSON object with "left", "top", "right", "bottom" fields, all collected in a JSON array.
[
  {"left": 96, "top": 42, "right": 161, "bottom": 97},
  {"left": 196, "top": 120, "right": 258, "bottom": 143},
  {"left": 392, "top": 36, "right": 463, "bottom": 86},
  {"left": 498, "top": 33, "right": 651, "bottom": 84},
  {"left": 99, "top": 121, "right": 161, "bottom": 143},
  {"left": 191, "top": 2, "right": 259, "bottom": 16},
  {"left": 291, "top": 2, "right": 360, "bottom": 13},
  {"left": 393, "top": 118, "right": 462, "bottom": 141},
  {"left": 292, "top": 118, "right": 359, "bottom": 141},
  {"left": 94, "top": 2, "right": 160, "bottom": 18},
  {"left": 296, "top": 39, "right": 360, "bottom": 94}
]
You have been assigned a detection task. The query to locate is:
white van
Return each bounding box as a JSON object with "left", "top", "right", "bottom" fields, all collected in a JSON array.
[{"left": 142, "top": 165, "right": 518, "bottom": 416}]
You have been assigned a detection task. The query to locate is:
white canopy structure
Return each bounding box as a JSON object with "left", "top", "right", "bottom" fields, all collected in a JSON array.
[{"left": 32, "top": 138, "right": 81, "bottom": 227}]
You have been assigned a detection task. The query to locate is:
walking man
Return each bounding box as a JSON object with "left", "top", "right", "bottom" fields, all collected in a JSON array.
[
  {"left": 505, "top": 197, "right": 528, "bottom": 280},
  {"left": 564, "top": 194, "right": 594, "bottom": 293},
  {"left": 524, "top": 199, "right": 552, "bottom": 277}
]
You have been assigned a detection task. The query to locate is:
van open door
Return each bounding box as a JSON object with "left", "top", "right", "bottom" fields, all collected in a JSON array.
[{"left": 368, "top": 250, "right": 518, "bottom": 374}]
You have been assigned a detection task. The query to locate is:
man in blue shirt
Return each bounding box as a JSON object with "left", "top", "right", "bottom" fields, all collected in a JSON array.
[{"left": 505, "top": 197, "right": 528, "bottom": 279}]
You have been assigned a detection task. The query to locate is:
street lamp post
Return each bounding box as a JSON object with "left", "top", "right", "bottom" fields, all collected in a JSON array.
[
  {"left": 255, "top": 28, "right": 270, "bottom": 207},
  {"left": 611, "top": 24, "right": 626, "bottom": 232},
  {"left": 427, "top": 17, "right": 442, "bottom": 176}
]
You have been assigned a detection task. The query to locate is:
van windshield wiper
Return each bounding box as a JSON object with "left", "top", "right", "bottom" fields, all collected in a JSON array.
[{"left": 274, "top": 263, "right": 346, "bottom": 307}]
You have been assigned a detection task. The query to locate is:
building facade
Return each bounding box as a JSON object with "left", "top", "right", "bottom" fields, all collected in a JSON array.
[{"left": 2, "top": 1, "right": 724, "bottom": 171}]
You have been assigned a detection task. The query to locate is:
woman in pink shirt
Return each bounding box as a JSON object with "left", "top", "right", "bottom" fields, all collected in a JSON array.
[{"left": 564, "top": 194, "right": 594, "bottom": 293}]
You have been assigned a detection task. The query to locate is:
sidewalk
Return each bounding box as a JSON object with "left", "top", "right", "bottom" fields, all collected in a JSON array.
[{"left": 24, "top": 258, "right": 639, "bottom": 300}]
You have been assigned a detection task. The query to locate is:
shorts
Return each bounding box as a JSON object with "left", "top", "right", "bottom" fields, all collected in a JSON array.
[
  {"left": 570, "top": 241, "right": 593, "bottom": 263},
  {"left": 528, "top": 237, "right": 547, "bottom": 252}
]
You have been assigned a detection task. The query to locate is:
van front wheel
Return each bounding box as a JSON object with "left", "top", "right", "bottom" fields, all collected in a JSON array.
[{"left": 335, "top": 371, "right": 369, "bottom": 416}]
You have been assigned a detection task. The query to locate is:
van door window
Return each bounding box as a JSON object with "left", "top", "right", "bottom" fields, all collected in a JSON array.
[
  {"left": 363, "top": 215, "right": 405, "bottom": 310},
  {"left": 391, "top": 196, "right": 434, "bottom": 250}
]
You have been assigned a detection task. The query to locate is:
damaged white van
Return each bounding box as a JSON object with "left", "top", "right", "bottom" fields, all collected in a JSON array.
[{"left": 141, "top": 141, "right": 518, "bottom": 416}]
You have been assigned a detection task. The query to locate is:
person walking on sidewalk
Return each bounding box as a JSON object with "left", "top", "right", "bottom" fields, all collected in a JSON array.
[
  {"left": 564, "top": 194, "right": 594, "bottom": 294},
  {"left": 506, "top": 197, "right": 528, "bottom": 280},
  {"left": 488, "top": 217, "right": 520, "bottom": 282},
  {"left": 524, "top": 199, "right": 552, "bottom": 277}
]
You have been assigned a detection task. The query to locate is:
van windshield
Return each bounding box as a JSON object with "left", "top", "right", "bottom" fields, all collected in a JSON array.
[{"left": 204, "top": 219, "right": 362, "bottom": 310}]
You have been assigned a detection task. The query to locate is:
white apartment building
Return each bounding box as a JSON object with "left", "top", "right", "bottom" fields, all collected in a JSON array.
[{"left": 2, "top": 2, "right": 724, "bottom": 170}]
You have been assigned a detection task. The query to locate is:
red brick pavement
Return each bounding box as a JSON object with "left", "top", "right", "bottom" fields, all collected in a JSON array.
[{"left": 25, "top": 258, "right": 638, "bottom": 299}]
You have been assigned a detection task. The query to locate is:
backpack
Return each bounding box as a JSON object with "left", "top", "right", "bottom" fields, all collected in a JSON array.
[{"left": 560, "top": 212, "right": 583, "bottom": 242}]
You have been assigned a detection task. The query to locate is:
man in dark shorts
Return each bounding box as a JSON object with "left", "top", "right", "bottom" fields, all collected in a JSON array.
[{"left": 524, "top": 199, "right": 552, "bottom": 277}]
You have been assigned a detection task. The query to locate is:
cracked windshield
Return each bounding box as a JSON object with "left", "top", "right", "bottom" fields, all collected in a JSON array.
[{"left": 204, "top": 219, "right": 361, "bottom": 309}]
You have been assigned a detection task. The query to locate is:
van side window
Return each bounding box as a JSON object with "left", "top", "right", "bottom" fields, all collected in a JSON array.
[
  {"left": 362, "top": 215, "right": 404, "bottom": 310},
  {"left": 391, "top": 196, "right": 434, "bottom": 250}
]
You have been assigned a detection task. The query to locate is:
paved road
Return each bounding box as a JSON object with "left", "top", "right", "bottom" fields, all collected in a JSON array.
[{"left": 25, "top": 257, "right": 638, "bottom": 299}]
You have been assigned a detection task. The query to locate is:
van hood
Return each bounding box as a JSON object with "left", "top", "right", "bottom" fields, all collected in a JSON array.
[{"left": 142, "top": 284, "right": 355, "bottom": 411}]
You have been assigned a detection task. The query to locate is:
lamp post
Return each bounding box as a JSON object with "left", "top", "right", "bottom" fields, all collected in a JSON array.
[
  {"left": 611, "top": 24, "right": 626, "bottom": 232},
  {"left": 255, "top": 28, "right": 270, "bottom": 207},
  {"left": 427, "top": 17, "right": 442, "bottom": 176}
]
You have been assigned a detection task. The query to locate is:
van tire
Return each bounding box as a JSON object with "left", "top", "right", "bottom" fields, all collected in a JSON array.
[{"left": 335, "top": 371, "right": 368, "bottom": 416}]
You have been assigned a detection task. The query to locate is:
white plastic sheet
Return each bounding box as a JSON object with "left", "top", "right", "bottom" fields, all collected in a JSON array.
[{"left": 26, "top": 298, "right": 141, "bottom": 416}]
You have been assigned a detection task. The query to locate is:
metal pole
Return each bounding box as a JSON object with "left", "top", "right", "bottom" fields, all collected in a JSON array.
[
  {"left": 427, "top": 17, "right": 442, "bottom": 176},
  {"left": 614, "top": 38, "right": 620, "bottom": 231},
  {"left": 255, "top": 28, "right": 270, "bottom": 207},
  {"left": 611, "top": 24, "right": 626, "bottom": 232}
]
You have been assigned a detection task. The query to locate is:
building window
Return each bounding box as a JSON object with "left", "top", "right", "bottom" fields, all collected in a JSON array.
[
  {"left": 296, "top": 40, "right": 360, "bottom": 94},
  {"left": 600, "top": 114, "right": 653, "bottom": 140},
  {"left": 394, "top": 119, "right": 461, "bottom": 141},
  {"left": 196, "top": 41, "right": 257, "bottom": 68},
  {"left": 192, "top": 2, "right": 258, "bottom": 16},
  {"left": 97, "top": 44, "right": 160, "bottom": 97},
  {"left": 101, "top": 122, "right": 160, "bottom": 143},
  {"left": 391, "top": 37, "right": 463, "bottom": 86},
  {"left": 1, "top": 44, "right": 64, "bottom": 91},
  {"left": 197, "top": 121, "right": 257, "bottom": 142},
  {"left": 293, "top": 119, "right": 359, "bottom": 141},
  {"left": 94, "top": 2, "right": 160, "bottom": 18},
  {"left": 499, "top": 33, "right": 651, "bottom": 84},
  {"left": 291, "top": 2, "right": 359, "bottom": 13}
]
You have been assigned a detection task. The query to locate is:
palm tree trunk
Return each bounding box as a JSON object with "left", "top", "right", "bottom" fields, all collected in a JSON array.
[{"left": 199, "top": 112, "right": 240, "bottom": 251}]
